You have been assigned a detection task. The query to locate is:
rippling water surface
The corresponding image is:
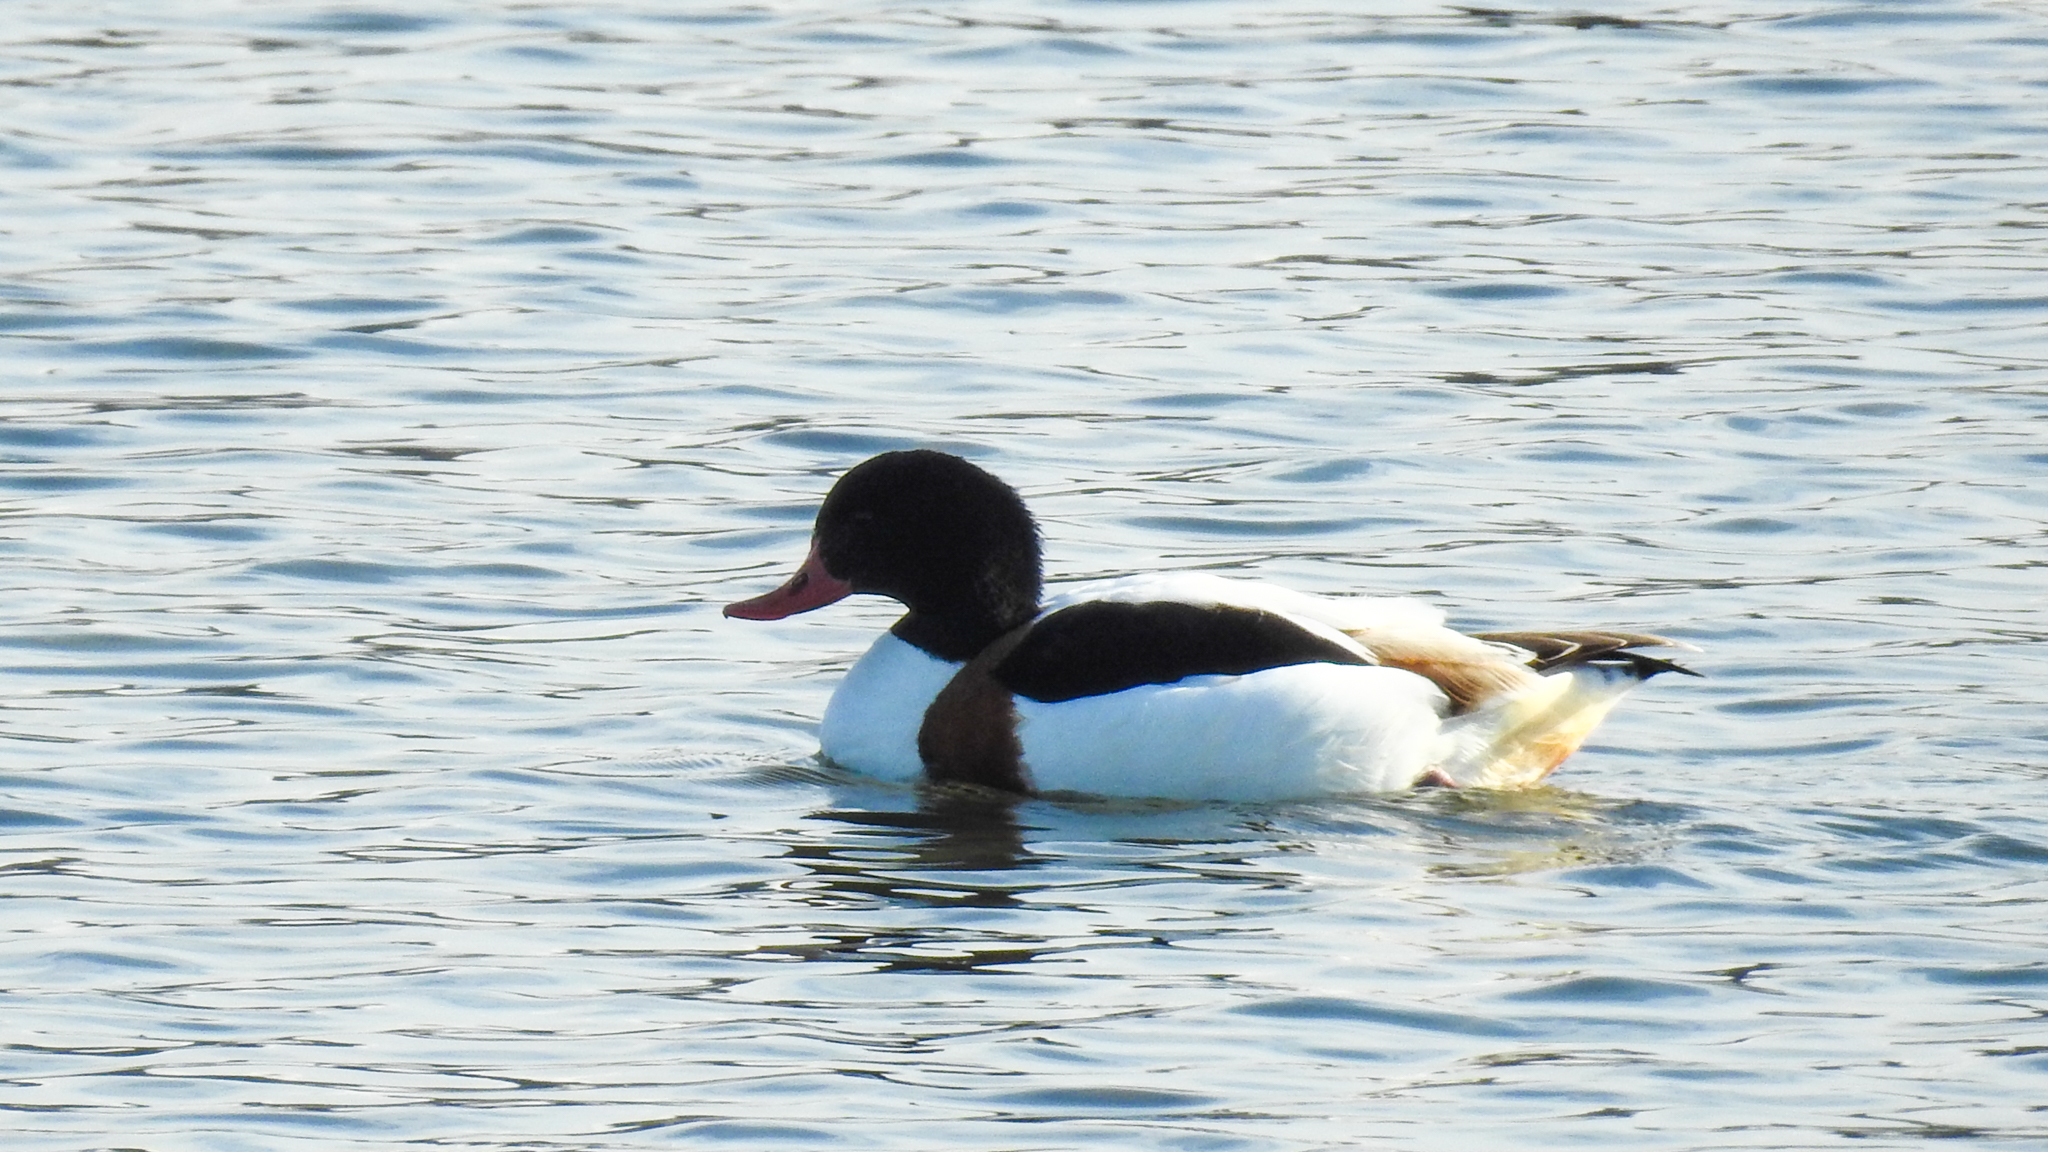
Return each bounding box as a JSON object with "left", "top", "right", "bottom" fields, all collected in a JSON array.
[{"left": 5, "top": 1, "right": 2047, "bottom": 1147}]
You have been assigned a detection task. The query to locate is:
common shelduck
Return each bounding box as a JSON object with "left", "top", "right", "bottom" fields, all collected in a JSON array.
[{"left": 726, "top": 450, "right": 1695, "bottom": 801}]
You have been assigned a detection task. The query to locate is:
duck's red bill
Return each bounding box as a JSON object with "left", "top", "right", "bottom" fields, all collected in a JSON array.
[{"left": 723, "top": 540, "right": 853, "bottom": 620}]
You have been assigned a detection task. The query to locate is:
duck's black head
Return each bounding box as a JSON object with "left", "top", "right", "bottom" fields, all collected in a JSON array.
[{"left": 726, "top": 450, "right": 1044, "bottom": 661}]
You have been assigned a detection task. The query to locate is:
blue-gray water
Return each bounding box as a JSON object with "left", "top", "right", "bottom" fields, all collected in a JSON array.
[{"left": 4, "top": 2, "right": 2046, "bottom": 1148}]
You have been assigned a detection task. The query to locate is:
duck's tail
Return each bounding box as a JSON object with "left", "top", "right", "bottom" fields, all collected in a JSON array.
[{"left": 1345, "top": 626, "right": 1699, "bottom": 789}]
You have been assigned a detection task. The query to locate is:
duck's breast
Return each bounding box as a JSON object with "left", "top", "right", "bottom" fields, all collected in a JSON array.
[{"left": 820, "top": 633, "right": 960, "bottom": 781}]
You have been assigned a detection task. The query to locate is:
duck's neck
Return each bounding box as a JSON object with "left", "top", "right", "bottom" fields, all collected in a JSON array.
[{"left": 891, "top": 597, "right": 1038, "bottom": 664}]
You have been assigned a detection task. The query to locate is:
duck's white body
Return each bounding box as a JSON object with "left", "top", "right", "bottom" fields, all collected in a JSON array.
[{"left": 820, "top": 573, "right": 1656, "bottom": 801}]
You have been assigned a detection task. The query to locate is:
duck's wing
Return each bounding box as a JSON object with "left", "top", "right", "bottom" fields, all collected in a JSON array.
[
  {"left": 1339, "top": 624, "right": 1700, "bottom": 715},
  {"left": 1342, "top": 627, "right": 1538, "bottom": 715}
]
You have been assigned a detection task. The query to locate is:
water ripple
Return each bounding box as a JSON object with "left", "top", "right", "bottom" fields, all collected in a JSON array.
[{"left": 1, "top": 1, "right": 2045, "bottom": 1149}]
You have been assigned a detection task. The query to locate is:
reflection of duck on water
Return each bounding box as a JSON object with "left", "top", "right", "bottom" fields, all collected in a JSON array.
[
  {"left": 729, "top": 450, "right": 1696, "bottom": 802},
  {"left": 808, "top": 790, "right": 1035, "bottom": 890},
  {"left": 757, "top": 793, "right": 1037, "bottom": 971}
]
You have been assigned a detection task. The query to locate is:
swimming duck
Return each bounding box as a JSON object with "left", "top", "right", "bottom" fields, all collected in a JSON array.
[{"left": 726, "top": 450, "right": 1694, "bottom": 801}]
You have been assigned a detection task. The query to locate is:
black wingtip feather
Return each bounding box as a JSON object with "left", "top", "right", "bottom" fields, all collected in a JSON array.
[
  {"left": 1472, "top": 630, "right": 1702, "bottom": 681},
  {"left": 1608, "top": 652, "right": 1704, "bottom": 680}
]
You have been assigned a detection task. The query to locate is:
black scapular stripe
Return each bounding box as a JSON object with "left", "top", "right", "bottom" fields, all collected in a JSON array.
[{"left": 992, "top": 600, "right": 1374, "bottom": 704}]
